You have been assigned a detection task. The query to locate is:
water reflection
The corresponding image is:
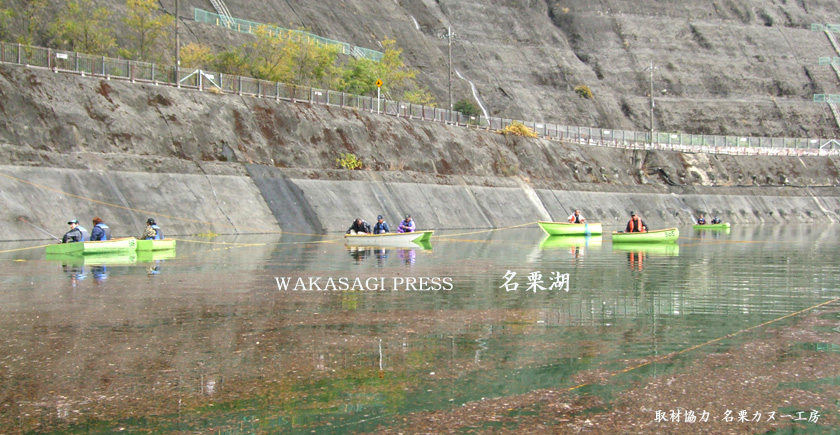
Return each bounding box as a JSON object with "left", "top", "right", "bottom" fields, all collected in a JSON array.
[
  {"left": 1, "top": 228, "right": 839, "bottom": 433},
  {"left": 60, "top": 259, "right": 87, "bottom": 285}
]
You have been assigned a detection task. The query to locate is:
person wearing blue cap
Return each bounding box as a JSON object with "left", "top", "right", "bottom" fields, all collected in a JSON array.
[
  {"left": 373, "top": 215, "right": 390, "bottom": 234},
  {"left": 62, "top": 219, "right": 87, "bottom": 243}
]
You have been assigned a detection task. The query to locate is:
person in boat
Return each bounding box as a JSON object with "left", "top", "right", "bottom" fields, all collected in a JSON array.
[
  {"left": 711, "top": 216, "right": 722, "bottom": 224},
  {"left": 697, "top": 214, "right": 706, "bottom": 225},
  {"left": 141, "top": 218, "right": 164, "bottom": 240},
  {"left": 62, "top": 219, "right": 86, "bottom": 243},
  {"left": 90, "top": 217, "right": 111, "bottom": 241},
  {"left": 398, "top": 215, "right": 416, "bottom": 233},
  {"left": 568, "top": 209, "right": 586, "bottom": 223},
  {"left": 625, "top": 211, "right": 647, "bottom": 233},
  {"left": 373, "top": 215, "right": 390, "bottom": 234},
  {"left": 347, "top": 218, "right": 371, "bottom": 235}
]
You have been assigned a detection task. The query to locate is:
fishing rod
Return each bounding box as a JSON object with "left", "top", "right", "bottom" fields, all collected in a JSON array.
[{"left": 18, "top": 217, "right": 60, "bottom": 241}]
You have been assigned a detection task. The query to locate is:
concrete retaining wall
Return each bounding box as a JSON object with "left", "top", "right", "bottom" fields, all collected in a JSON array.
[
  {"left": 2, "top": 164, "right": 839, "bottom": 241},
  {"left": 0, "top": 166, "right": 281, "bottom": 241}
]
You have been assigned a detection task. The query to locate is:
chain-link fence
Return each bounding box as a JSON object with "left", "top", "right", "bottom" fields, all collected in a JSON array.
[
  {"left": 194, "top": 8, "right": 384, "bottom": 62},
  {"left": 2, "top": 41, "right": 838, "bottom": 157}
]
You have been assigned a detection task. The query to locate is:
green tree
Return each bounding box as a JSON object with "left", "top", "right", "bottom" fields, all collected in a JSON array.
[
  {"left": 4, "top": 0, "right": 48, "bottom": 45},
  {"left": 246, "top": 25, "right": 295, "bottom": 82},
  {"left": 180, "top": 42, "right": 212, "bottom": 69},
  {"left": 337, "top": 38, "right": 420, "bottom": 97},
  {"left": 0, "top": 0, "right": 10, "bottom": 40},
  {"left": 289, "top": 35, "right": 341, "bottom": 87},
  {"left": 453, "top": 99, "right": 479, "bottom": 116},
  {"left": 403, "top": 88, "right": 437, "bottom": 106},
  {"left": 50, "top": 0, "right": 114, "bottom": 55},
  {"left": 120, "top": 0, "right": 173, "bottom": 62},
  {"left": 375, "top": 38, "right": 417, "bottom": 95},
  {"left": 212, "top": 47, "right": 250, "bottom": 76},
  {"left": 338, "top": 57, "right": 378, "bottom": 95}
]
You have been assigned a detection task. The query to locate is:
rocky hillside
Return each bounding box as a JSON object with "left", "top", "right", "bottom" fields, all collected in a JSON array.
[{"left": 134, "top": 0, "right": 840, "bottom": 139}]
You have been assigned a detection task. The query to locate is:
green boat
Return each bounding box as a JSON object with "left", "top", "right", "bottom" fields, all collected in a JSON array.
[
  {"left": 45, "top": 237, "right": 138, "bottom": 255},
  {"left": 693, "top": 222, "right": 730, "bottom": 230},
  {"left": 47, "top": 251, "right": 138, "bottom": 264},
  {"left": 136, "top": 249, "right": 176, "bottom": 262},
  {"left": 612, "top": 243, "right": 680, "bottom": 256},
  {"left": 135, "top": 239, "right": 176, "bottom": 251},
  {"left": 612, "top": 228, "right": 679, "bottom": 244},
  {"left": 537, "top": 221, "right": 602, "bottom": 236},
  {"left": 539, "top": 235, "right": 602, "bottom": 249}
]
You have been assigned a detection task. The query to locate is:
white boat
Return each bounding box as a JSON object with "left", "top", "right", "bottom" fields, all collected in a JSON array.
[{"left": 344, "top": 230, "right": 433, "bottom": 248}]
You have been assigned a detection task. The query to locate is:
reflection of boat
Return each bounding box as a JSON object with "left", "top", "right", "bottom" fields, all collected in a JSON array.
[
  {"left": 45, "top": 237, "right": 137, "bottom": 255},
  {"left": 46, "top": 251, "right": 138, "bottom": 264},
  {"left": 539, "top": 235, "right": 602, "bottom": 249},
  {"left": 612, "top": 243, "right": 680, "bottom": 256},
  {"left": 135, "top": 239, "right": 176, "bottom": 251},
  {"left": 612, "top": 228, "right": 679, "bottom": 243},
  {"left": 693, "top": 223, "right": 731, "bottom": 230},
  {"left": 538, "top": 221, "right": 602, "bottom": 236},
  {"left": 344, "top": 231, "right": 433, "bottom": 248},
  {"left": 136, "top": 249, "right": 176, "bottom": 262}
]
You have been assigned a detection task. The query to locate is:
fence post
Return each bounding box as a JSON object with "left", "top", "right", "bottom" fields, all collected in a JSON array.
[
  {"left": 47, "top": 48, "right": 51, "bottom": 70},
  {"left": 18, "top": 43, "right": 22, "bottom": 64},
  {"left": 129, "top": 60, "right": 134, "bottom": 82},
  {"left": 102, "top": 56, "right": 106, "bottom": 76},
  {"left": 276, "top": 82, "right": 279, "bottom": 101}
]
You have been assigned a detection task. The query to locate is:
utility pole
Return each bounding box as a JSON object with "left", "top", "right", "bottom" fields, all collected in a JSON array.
[
  {"left": 439, "top": 26, "right": 457, "bottom": 123},
  {"left": 175, "top": 0, "right": 180, "bottom": 77},
  {"left": 647, "top": 62, "right": 658, "bottom": 148},
  {"left": 448, "top": 26, "right": 452, "bottom": 121}
]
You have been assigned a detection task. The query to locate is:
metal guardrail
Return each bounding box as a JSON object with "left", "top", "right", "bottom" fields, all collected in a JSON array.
[
  {"left": 193, "top": 8, "right": 384, "bottom": 62},
  {"left": 1, "top": 41, "right": 838, "bottom": 157}
]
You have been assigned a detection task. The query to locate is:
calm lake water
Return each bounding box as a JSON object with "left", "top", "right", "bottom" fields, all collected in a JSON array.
[{"left": 0, "top": 225, "right": 838, "bottom": 434}]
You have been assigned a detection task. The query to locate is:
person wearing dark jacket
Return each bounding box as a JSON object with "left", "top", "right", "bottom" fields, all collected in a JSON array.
[
  {"left": 625, "top": 211, "right": 647, "bottom": 233},
  {"left": 62, "top": 219, "right": 85, "bottom": 243},
  {"left": 140, "top": 218, "right": 164, "bottom": 240},
  {"left": 90, "top": 217, "right": 111, "bottom": 241},
  {"left": 373, "top": 215, "right": 390, "bottom": 234},
  {"left": 347, "top": 218, "right": 371, "bottom": 235}
]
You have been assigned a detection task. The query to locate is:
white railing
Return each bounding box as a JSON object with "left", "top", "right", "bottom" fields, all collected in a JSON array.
[{"left": 208, "top": 0, "right": 235, "bottom": 29}]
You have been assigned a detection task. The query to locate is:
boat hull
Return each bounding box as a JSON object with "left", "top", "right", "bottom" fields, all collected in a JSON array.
[
  {"left": 136, "top": 249, "right": 176, "bottom": 262},
  {"left": 538, "top": 221, "right": 602, "bottom": 236},
  {"left": 539, "top": 235, "right": 602, "bottom": 249},
  {"left": 693, "top": 223, "right": 730, "bottom": 230},
  {"left": 612, "top": 228, "right": 679, "bottom": 243},
  {"left": 344, "top": 230, "right": 433, "bottom": 247},
  {"left": 46, "top": 251, "right": 139, "bottom": 264},
  {"left": 45, "top": 237, "right": 138, "bottom": 255},
  {"left": 135, "top": 239, "right": 176, "bottom": 251},
  {"left": 612, "top": 243, "right": 680, "bottom": 256}
]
